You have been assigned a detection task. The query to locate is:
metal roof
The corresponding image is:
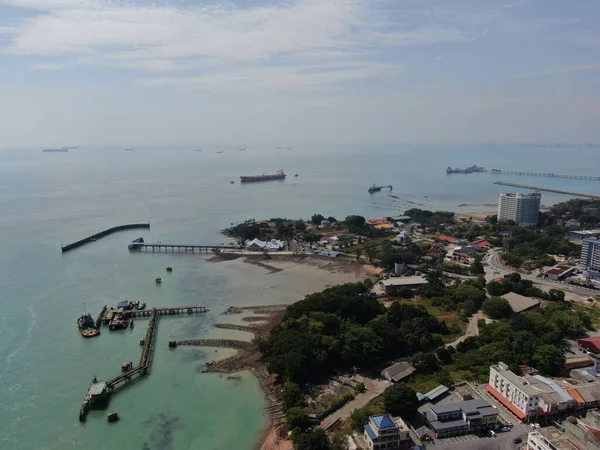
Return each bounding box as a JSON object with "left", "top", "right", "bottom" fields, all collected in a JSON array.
[
  {"left": 381, "top": 362, "right": 416, "bottom": 382},
  {"left": 501, "top": 292, "right": 540, "bottom": 313},
  {"left": 380, "top": 276, "right": 428, "bottom": 287},
  {"left": 371, "top": 414, "right": 396, "bottom": 430},
  {"left": 88, "top": 382, "right": 106, "bottom": 396},
  {"left": 424, "top": 384, "right": 450, "bottom": 401}
]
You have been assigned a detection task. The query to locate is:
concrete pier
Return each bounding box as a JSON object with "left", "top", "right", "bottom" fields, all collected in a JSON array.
[
  {"left": 62, "top": 223, "right": 150, "bottom": 252},
  {"left": 128, "top": 242, "right": 240, "bottom": 252}
]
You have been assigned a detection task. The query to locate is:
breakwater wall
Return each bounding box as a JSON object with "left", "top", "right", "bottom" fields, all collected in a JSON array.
[{"left": 62, "top": 223, "right": 150, "bottom": 252}]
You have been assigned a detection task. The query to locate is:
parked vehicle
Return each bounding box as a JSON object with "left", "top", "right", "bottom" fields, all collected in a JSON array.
[{"left": 513, "top": 437, "right": 522, "bottom": 444}]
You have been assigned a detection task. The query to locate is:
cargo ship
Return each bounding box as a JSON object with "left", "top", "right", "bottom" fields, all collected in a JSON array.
[
  {"left": 77, "top": 313, "right": 100, "bottom": 338},
  {"left": 43, "top": 147, "right": 69, "bottom": 153},
  {"left": 446, "top": 165, "right": 485, "bottom": 174},
  {"left": 240, "top": 170, "right": 286, "bottom": 183}
]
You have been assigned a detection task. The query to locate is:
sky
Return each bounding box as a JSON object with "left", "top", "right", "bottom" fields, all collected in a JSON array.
[{"left": 0, "top": 0, "right": 599, "bottom": 147}]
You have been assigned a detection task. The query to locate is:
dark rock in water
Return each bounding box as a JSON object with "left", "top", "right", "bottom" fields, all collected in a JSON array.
[{"left": 141, "top": 412, "right": 180, "bottom": 450}]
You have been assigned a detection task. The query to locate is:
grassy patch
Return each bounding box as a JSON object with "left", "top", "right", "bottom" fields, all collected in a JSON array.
[
  {"left": 571, "top": 302, "right": 600, "bottom": 328},
  {"left": 397, "top": 298, "right": 467, "bottom": 341},
  {"left": 406, "top": 373, "right": 448, "bottom": 393},
  {"left": 342, "top": 236, "right": 394, "bottom": 255}
]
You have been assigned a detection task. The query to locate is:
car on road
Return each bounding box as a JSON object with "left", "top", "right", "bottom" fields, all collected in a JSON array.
[
  {"left": 488, "top": 430, "right": 496, "bottom": 437},
  {"left": 513, "top": 437, "right": 522, "bottom": 444}
]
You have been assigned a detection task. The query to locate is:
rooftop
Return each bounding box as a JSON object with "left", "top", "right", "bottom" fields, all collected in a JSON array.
[
  {"left": 381, "top": 361, "right": 416, "bottom": 382},
  {"left": 371, "top": 414, "right": 397, "bottom": 430},
  {"left": 431, "top": 399, "right": 498, "bottom": 419},
  {"left": 544, "top": 264, "right": 576, "bottom": 276},
  {"left": 380, "top": 276, "right": 428, "bottom": 287},
  {"left": 530, "top": 427, "right": 579, "bottom": 450},
  {"left": 501, "top": 292, "right": 541, "bottom": 313},
  {"left": 424, "top": 384, "right": 450, "bottom": 401},
  {"left": 438, "top": 234, "right": 457, "bottom": 243},
  {"left": 491, "top": 362, "right": 540, "bottom": 396}
]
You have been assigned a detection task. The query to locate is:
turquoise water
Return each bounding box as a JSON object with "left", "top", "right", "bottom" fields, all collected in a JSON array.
[{"left": 1, "top": 145, "right": 599, "bottom": 449}]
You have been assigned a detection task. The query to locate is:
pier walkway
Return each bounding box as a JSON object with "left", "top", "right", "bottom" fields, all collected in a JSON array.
[
  {"left": 79, "top": 305, "right": 208, "bottom": 422},
  {"left": 487, "top": 169, "right": 600, "bottom": 180},
  {"left": 62, "top": 223, "right": 150, "bottom": 252},
  {"left": 128, "top": 242, "right": 240, "bottom": 252},
  {"left": 493, "top": 181, "right": 600, "bottom": 200}
]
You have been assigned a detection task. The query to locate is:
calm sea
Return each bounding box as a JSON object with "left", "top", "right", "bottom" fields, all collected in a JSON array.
[{"left": 0, "top": 144, "right": 599, "bottom": 449}]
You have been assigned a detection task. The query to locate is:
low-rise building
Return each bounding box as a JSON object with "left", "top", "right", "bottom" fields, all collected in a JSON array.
[
  {"left": 245, "top": 238, "right": 284, "bottom": 252},
  {"left": 363, "top": 414, "right": 411, "bottom": 450},
  {"left": 527, "top": 412, "right": 600, "bottom": 450},
  {"left": 423, "top": 399, "right": 499, "bottom": 438},
  {"left": 578, "top": 337, "right": 600, "bottom": 354},
  {"left": 379, "top": 276, "right": 428, "bottom": 295},
  {"left": 543, "top": 264, "right": 576, "bottom": 281},
  {"left": 501, "top": 292, "right": 541, "bottom": 314},
  {"left": 395, "top": 231, "right": 411, "bottom": 245},
  {"left": 381, "top": 362, "right": 416, "bottom": 383},
  {"left": 487, "top": 362, "right": 542, "bottom": 420}
]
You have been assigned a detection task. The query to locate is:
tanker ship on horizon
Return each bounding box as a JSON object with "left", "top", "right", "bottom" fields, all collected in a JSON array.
[{"left": 240, "top": 169, "right": 286, "bottom": 183}]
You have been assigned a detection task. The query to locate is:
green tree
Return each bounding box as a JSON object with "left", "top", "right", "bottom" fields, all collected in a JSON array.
[
  {"left": 355, "top": 249, "right": 362, "bottom": 261},
  {"left": 436, "top": 347, "right": 453, "bottom": 365},
  {"left": 470, "top": 259, "right": 485, "bottom": 275},
  {"left": 293, "top": 429, "right": 332, "bottom": 450},
  {"left": 311, "top": 214, "right": 325, "bottom": 225},
  {"left": 483, "top": 297, "right": 513, "bottom": 319},
  {"left": 286, "top": 407, "right": 310, "bottom": 430},
  {"left": 548, "top": 289, "right": 566, "bottom": 302},
  {"left": 327, "top": 216, "right": 338, "bottom": 223},
  {"left": 383, "top": 383, "right": 418, "bottom": 419},
  {"left": 330, "top": 435, "right": 348, "bottom": 450},
  {"left": 532, "top": 345, "right": 566, "bottom": 376},
  {"left": 345, "top": 215, "right": 366, "bottom": 230},
  {"left": 411, "top": 352, "right": 440, "bottom": 373},
  {"left": 349, "top": 406, "right": 373, "bottom": 430},
  {"left": 282, "top": 382, "right": 305, "bottom": 409}
]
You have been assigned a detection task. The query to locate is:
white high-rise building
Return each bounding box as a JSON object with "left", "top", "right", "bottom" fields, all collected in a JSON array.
[{"left": 497, "top": 192, "right": 541, "bottom": 226}]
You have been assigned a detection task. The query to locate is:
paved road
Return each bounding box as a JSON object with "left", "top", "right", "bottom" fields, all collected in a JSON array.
[
  {"left": 318, "top": 376, "right": 391, "bottom": 430},
  {"left": 446, "top": 311, "right": 484, "bottom": 348},
  {"left": 484, "top": 250, "right": 598, "bottom": 299}
]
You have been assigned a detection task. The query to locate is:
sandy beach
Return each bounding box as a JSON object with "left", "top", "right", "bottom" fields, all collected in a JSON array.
[{"left": 205, "top": 254, "right": 373, "bottom": 450}]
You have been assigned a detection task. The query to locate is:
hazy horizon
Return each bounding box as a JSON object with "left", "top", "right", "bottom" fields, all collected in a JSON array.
[{"left": 1, "top": 0, "right": 599, "bottom": 147}]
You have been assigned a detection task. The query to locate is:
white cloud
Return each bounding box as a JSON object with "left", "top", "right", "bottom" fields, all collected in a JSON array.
[
  {"left": 30, "top": 62, "right": 64, "bottom": 70},
  {"left": 0, "top": 0, "right": 486, "bottom": 91},
  {"left": 137, "top": 61, "right": 398, "bottom": 92},
  {"left": 515, "top": 63, "right": 600, "bottom": 78}
]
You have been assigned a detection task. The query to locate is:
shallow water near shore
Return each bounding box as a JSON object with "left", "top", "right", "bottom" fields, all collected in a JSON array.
[{"left": 1, "top": 144, "right": 599, "bottom": 449}]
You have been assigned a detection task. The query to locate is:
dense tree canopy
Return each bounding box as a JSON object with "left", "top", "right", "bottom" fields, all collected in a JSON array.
[
  {"left": 260, "top": 283, "right": 447, "bottom": 383},
  {"left": 383, "top": 384, "right": 419, "bottom": 418},
  {"left": 483, "top": 297, "right": 512, "bottom": 319}
]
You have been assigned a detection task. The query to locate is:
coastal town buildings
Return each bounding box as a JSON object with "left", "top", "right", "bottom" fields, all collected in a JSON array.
[
  {"left": 581, "top": 237, "right": 600, "bottom": 277},
  {"left": 497, "top": 192, "right": 541, "bottom": 226},
  {"left": 501, "top": 292, "right": 541, "bottom": 314},
  {"left": 363, "top": 414, "right": 411, "bottom": 450},
  {"left": 486, "top": 362, "right": 600, "bottom": 421},
  {"left": 527, "top": 410, "right": 600, "bottom": 450},
  {"left": 381, "top": 361, "right": 415, "bottom": 383},
  {"left": 422, "top": 399, "right": 499, "bottom": 438},
  {"left": 379, "top": 276, "right": 428, "bottom": 295}
]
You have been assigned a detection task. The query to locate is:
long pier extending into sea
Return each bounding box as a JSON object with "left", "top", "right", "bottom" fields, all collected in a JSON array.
[
  {"left": 128, "top": 242, "right": 240, "bottom": 252},
  {"left": 62, "top": 223, "right": 150, "bottom": 253},
  {"left": 487, "top": 169, "right": 600, "bottom": 180},
  {"left": 493, "top": 181, "right": 600, "bottom": 200},
  {"left": 446, "top": 166, "right": 600, "bottom": 181},
  {"left": 79, "top": 304, "right": 208, "bottom": 422}
]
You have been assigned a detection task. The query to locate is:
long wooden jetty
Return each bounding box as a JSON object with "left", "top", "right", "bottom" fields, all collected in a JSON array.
[
  {"left": 62, "top": 223, "right": 150, "bottom": 252},
  {"left": 128, "top": 242, "right": 240, "bottom": 252},
  {"left": 78, "top": 304, "right": 208, "bottom": 422},
  {"left": 487, "top": 169, "right": 600, "bottom": 181},
  {"left": 493, "top": 181, "right": 600, "bottom": 200}
]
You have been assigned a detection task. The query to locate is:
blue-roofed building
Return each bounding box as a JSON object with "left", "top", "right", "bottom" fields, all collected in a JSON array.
[{"left": 363, "top": 414, "right": 411, "bottom": 450}]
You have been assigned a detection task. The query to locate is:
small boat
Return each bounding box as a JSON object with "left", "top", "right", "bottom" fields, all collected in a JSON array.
[
  {"left": 294, "top": 174, "right": 299, "bottom": 177},
  {"left": 107, "top": 411, "right": 119, "bottom": 423},
  {"left": 81, "top": 328, "right": 100, "bottom": 338},
  {"left": 155, "top": 277, "right": 162, "bottom": 284},
  {"left": 230, "top": 181, "right": 234, "bottom": 184},
  {"left": 77, "top": 312, "right": 100, "bottom": 338},
  {"left": 215, "top": 151, "right": 223, "bottom": 154},
  {"left": 166, "top": 267, "right": 173, "bottom": 272},
  {"left": 136, "top": 302, "right": 146, "bottom": 310},
  {"left": 124, "top": 148, "right": 134, "bottom": 152}
]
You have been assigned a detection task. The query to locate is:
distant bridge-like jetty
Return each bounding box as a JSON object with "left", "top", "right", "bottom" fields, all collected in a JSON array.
[{"left": 62, "top": 223, "right": 150, "bottom": 252}]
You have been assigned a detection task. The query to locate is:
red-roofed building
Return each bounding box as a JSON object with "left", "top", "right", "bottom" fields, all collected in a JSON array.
[
  {"left": 472, "top": 239, "right": 493, "bottom": 249},
  {"left": 578, "top": 337, "right": 600, "bottom": 354},
  {"left": 437, "top": 234, "right": 457, "bottom": 243},
  {"left": 367, "top": 219, "right": 388, "bottom": 226},
  {"left": 485, "top": 385, "right": 527, "bottom": 420}
]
